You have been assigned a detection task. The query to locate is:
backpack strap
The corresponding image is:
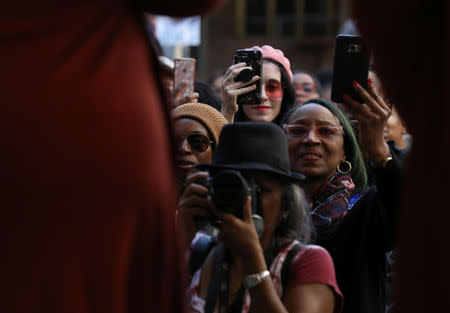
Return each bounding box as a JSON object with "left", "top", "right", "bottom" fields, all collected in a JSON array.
[
  {"left": 189, "top": 235, "right": 217, "bottom": 276},
  {"left": 280, "top": 243, "right": 304, "bottom": 289},
  {"left": 204, "top": 245, "right": 226, "bottom": 313}
]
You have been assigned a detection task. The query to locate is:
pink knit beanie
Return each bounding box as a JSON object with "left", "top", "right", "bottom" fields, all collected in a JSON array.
[{"left": 249, "top": 45, "right": 293, "bottom": 82}]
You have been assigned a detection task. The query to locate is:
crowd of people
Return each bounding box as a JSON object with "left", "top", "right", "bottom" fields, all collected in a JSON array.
[
  {"left": 167, "top": 38, "right": 407, "bottom": 312},
  {"left": 2, "top": 1, "right": 421, "bottom": 313}
]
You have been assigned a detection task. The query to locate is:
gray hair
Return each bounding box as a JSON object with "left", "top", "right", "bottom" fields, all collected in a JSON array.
[{"left": 275, "top": 183, "right": 315, "bottom": 244}]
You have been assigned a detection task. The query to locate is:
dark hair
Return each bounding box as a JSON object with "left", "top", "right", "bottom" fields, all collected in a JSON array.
[
  {"left": 315, "top": 67, "right": 333, "bottom": 89},
  {"left": 235, "top": 59, "right": 295, "bottom": 126},
  {"left": 282, "top": 98, "right": 368, "bottom": 192},
  {"left": 194, "top": 81, "right": 222, "bottom": 111}
]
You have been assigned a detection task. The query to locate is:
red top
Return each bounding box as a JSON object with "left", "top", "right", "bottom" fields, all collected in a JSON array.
[
  {"left": 0, "top": 1, "right": 224, "bottom": 313},
  {"left": 287, "top": 245, "right": 343, "bottom": 312}
]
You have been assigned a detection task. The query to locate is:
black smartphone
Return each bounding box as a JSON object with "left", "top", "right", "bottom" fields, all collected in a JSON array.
[
  {"left": 233, "top": 49, "right": 262, "bottom": 105},
  {"left": 331, "top": 35, "right": 370, "bottom": 103}
]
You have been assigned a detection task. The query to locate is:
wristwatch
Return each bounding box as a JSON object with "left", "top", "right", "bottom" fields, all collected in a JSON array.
[{"left": 243, "top": 270, "right": 270, "bottom": 289}]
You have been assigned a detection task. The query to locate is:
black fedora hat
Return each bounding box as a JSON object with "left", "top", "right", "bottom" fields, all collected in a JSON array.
[{"left": 196, "top": 122, "right": 304, "bottom": 182}]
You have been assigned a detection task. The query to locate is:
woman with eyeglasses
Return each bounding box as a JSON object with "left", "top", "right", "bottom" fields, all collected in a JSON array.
[
  {"left": 220, "top": 45, "right": 295, "bottom": 126},
  {"left": 172, "top": 102, "right": 228, "bottom": 245},
  {"left": 282, "top": 81, "right": 403, "bottom": 313}
]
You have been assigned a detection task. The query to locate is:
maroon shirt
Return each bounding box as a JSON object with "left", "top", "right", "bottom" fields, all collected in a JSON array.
[{"left": 0, "top": 1, "right": 224, "bottom": 312}]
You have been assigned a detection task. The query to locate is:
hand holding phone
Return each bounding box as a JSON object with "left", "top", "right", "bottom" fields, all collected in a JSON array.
[
  {"left": 174, "top": 58, "right": 196, "bottom": 105},
  {"left": 331, "top": 35, "right": 370, "bottom": 103},
  {"left": 233, "top": 49, "right": 262, "bottom": 105}
]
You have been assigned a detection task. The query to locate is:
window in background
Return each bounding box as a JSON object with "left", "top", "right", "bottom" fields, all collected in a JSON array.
[
  {"left": 246, "top": 0, "right": 266, "bottom": 35},
  {"left": 236, "top": 0, "right": 338, "bottom": 38},
  {"left": 276, "top": 0, "right": 296, "bottom": 37}
]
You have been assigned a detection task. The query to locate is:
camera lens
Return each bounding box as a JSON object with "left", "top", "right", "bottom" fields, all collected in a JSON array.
[{"left": 211, "top": 170, "right": 249, "bottom": 214}]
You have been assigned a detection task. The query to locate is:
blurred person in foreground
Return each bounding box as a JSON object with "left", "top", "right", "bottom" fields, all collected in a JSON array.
[
  {"left": 0, "top": 1, "right": 225, "bottom": 313},
  {"left": 350, "top": 3, "right": 447, "bottom": 313}
]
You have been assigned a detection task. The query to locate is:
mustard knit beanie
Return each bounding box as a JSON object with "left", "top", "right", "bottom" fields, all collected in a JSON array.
[{"left": 172, "top": 103, "right": 228, "bottom": 144}]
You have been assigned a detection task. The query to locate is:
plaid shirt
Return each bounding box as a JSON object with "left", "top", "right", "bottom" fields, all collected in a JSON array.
[{"left": 311, "top": 172, "right": 356, "bottom": 238}]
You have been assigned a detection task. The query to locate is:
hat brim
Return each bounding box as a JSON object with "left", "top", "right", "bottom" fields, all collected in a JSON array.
[{"left": 195, "top": 162, "right": 305, "bottom": 182}]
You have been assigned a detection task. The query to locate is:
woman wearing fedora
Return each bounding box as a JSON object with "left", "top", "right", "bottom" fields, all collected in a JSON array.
[{"left": 180, "top": 122, "right": 343, "bottom": 313}]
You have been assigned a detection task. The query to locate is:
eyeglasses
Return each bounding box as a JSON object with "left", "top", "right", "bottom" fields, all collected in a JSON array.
[
  {"left": 264, "top": 81, "right": 284, "bottom": 99},
  {"left": 283, "top": 124, "right": 344, "bottom": 140},
  {"left": 176, "top": 133, "right": 214, "bottom": 152}
]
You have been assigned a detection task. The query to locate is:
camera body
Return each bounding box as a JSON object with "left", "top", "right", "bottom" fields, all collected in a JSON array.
[{"left": 197, "top": 169, "right": 264, "bottom": 235}]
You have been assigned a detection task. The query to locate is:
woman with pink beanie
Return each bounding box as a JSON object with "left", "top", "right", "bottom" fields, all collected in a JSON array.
[{"left": 221, "top": 45, "right": 296, "bottom": 126}]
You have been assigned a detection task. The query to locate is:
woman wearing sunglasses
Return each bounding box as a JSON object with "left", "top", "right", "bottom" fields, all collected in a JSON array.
[
  {"left": 283, "top": 80, "right": 403, "bottom": 313},
  {"left": 173, "top": 102, "right": 228, "bottom": 245},
  {"left": 221, "top": 45, "right": 295, "bottom": 126},
  {"left": 172, "top": 102, "right": 228, "bottom": 184}
]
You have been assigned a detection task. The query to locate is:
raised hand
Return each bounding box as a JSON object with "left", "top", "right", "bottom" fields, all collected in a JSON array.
[
  {"left": 343, "top": 79, "right": 391, "bottom": 164},
  {"left": 221, "top": 62, "right": 260, "bottom": 123}
]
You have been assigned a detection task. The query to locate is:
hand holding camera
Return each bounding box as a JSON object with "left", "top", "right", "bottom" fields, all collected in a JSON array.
[
  {"left": 178, "top": 171, "right": 215, "bottom": 245},
  {"left": 180, "top": 169, "right": 265, "bottom": 247},
  {"left": 201, "top": 171, "right": 265, "bottom": 267}
]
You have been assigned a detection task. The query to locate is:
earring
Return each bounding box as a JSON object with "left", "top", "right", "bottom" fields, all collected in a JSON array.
[{"left": 337, "top": 160, "right": 352, "bottom": 174}]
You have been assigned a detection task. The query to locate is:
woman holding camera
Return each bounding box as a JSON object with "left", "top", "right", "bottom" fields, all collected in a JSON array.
[
  {"left": 181, "top": 122, "right": 343, "bottom": 313},
  {"left": 220, "top": 45, "right": 295, "bottom": 126},
  {"left": 172, "top": 102, "right": 228, "bottom": 248},
  {"left": 283, "top": 81, "right": 403, "bottom": 313}
]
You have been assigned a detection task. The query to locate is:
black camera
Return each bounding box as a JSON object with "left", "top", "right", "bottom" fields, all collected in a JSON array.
[{"left": 197, "top": 170, "right": 264, "bottom": 235}]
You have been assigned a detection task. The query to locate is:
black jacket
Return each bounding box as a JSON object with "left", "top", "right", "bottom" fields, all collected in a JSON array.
[{"left": 317, "top": 143, "right": 404, "bottom": 313}]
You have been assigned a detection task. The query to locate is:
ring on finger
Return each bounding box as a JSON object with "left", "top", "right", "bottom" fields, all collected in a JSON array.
[{"left": 226, "top": 74, "right": 235, "bottom": 82}]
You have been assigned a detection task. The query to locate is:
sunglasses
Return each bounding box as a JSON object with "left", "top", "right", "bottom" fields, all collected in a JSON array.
[
  {"left": 283, "top": 124, "right": 344, "bottom": 140},
  {"left": 176, "top": 133, "right": 214, "bottom": 152},
  {"left": 264, "top": 81, "right": 284, "bottom": 99}
]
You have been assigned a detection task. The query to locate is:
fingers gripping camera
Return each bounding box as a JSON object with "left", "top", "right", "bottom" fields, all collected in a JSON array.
[{"left": 197, "top": 170, "right": 264, "bottom": 236}]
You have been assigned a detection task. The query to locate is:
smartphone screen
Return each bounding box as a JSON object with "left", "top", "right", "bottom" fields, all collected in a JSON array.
[
  {"left": 331, "top": 35, "right": 370, "bottom": 103},
  {"left": 174, "top": 58, "right": 196, "bottom": 102},
  {"left": 233, "top": 49, "right": 262, "bottom": 105}
]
